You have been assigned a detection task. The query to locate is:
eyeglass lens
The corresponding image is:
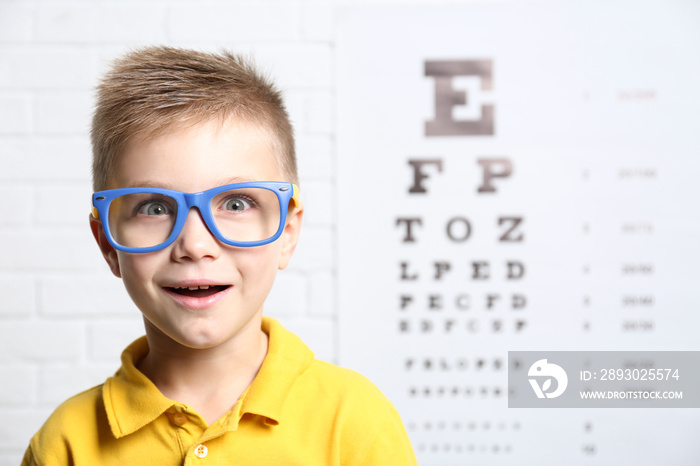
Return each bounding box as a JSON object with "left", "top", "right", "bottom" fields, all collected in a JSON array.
[{"left": 107, "top": 187, "right": 281, "bottom": 248}]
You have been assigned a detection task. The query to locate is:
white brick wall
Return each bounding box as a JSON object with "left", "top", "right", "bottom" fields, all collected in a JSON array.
[
  {"left": 0, "top": 93, "right": 32, "bottom": 134},
  {"left": 0, "top": 0, "right": 488, "bottom": 462}
]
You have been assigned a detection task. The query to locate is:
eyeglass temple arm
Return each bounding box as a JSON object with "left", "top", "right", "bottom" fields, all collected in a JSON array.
[{"left": 290, "top": 184, "right": 301, "bottom": 209}]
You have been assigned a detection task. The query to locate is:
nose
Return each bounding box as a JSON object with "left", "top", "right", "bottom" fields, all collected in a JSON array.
[{"left": 171, "top": 208, "right": 221, "bottom": 262}]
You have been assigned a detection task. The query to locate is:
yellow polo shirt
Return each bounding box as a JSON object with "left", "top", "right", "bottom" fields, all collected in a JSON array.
[{"left": 22, "top": 317, "right": 417, "bottom": 465}]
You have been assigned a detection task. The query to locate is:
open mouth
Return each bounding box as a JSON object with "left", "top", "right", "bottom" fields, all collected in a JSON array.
[{"left": 168, "top": 285, "right": 231, "bottom": 298}]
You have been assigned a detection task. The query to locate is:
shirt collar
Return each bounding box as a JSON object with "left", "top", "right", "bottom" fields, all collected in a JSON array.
[
  {"left": 102, "top": 317, "right": 314, "bottom": 438},
  {"left": 241, "top": 317, "right": 315, "bottom": 426},
  {"left": 102, "top": 337, "right": 174, "bottom": 439}
]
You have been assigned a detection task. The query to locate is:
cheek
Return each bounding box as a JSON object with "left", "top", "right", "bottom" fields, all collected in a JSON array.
[
  {"left": 235, "top": 244, "right": 282, "bottom": 287},
  {"left": 115, "top": 252, "right": 159, "bottom": 295}
]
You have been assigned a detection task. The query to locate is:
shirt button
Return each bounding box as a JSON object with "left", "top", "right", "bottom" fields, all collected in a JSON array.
[
  {"left": 170, "top": 412, "right": 187, "bottom": 426},
  {"left": 194, "top": 444, "right": 208, "bottom": 459}
]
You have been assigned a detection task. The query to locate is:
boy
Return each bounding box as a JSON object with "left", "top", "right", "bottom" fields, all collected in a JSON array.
[{"left": 22, "top": 46, "right": 417, "bottom": 465}]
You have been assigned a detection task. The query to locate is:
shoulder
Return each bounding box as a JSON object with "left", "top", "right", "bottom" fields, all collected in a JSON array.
[
  {"left": 301, "top": 359, "right": 403, "bottom": 433},
  {"left": 264, "top": 317, "right": 389, "bottom": 409},
  {"left": 295, "top": 360, "right": 417, "bottom": 465},
  {"left": 41, "top": 383, "right": 105, "bottom": 428},
  {"left": 260, "top": 318, "right": 417, "bottom": 464},
  {"left": 305, "top": 359, "right": 390, "bottom": 407},
  {"left": 24, "top": 385, "right": 105, "bottom": 465}
]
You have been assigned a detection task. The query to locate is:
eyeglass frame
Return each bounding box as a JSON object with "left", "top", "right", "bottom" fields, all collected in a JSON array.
[{"left": 92, "top": 181, "right": 300, "bottom": 253}]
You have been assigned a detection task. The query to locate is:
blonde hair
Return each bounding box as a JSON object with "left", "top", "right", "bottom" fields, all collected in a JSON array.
[{"left": 91, "top": 46, "right": 297, "bottom": 191}]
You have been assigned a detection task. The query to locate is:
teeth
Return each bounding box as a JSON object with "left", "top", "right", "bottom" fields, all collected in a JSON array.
[{"left": 175, "top": 285, "right": 212, "bottom": 290}]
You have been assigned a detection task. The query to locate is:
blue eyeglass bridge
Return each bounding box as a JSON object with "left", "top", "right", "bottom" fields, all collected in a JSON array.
[{"left": 92, "top": 181, "right": 300, "bottom": 253}]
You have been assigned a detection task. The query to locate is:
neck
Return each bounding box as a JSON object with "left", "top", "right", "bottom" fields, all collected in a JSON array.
[{"left": 137, "top": 318, "right": 269, "bottom": 425}]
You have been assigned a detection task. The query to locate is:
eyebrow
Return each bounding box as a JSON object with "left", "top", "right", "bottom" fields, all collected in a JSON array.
[{"left": 124, "top": 177, "right": 256, "bottom": 191}]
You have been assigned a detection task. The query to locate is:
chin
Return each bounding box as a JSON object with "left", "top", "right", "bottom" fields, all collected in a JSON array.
[{"left": 175, "top": 332, "right": 228, "bottom": 350}]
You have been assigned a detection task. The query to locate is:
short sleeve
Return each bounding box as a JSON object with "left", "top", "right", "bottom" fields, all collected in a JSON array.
[{"left": 21, "top": 445, "right": 37, "bottom": 466}]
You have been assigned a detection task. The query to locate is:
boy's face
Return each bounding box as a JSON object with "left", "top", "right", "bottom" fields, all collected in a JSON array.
[{"left": 91, "top": 118, "right": 302, "bottom": 351}]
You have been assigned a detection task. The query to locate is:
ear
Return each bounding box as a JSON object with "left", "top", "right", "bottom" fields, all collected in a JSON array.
[
  {"left": 278, "top": 201, "right": 304, "bottom": 270},
  {"left": 90, "top": 214, "right": 122, "bottom": 278}
]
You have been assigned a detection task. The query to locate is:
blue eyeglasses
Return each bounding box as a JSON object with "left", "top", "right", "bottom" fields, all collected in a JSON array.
[{"left": 92, "top": 181, "right": 300, "bottom": 253}]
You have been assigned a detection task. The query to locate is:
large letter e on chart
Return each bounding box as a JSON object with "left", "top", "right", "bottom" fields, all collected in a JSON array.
[{"left": 425, "top": 60, "right": 494, "bottom": 136}]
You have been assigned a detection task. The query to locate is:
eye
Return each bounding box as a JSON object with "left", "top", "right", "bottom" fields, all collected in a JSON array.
[
  {"left": 138, "top": 202, "right": 170, "bottom": 216},
  {"left": 223, "top": 197, "right": 252, "bottom": 212}
]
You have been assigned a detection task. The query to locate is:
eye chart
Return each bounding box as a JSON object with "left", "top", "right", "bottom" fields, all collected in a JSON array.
[{"left": 336, "top": 2, "right": 700, "bottom": 465}]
